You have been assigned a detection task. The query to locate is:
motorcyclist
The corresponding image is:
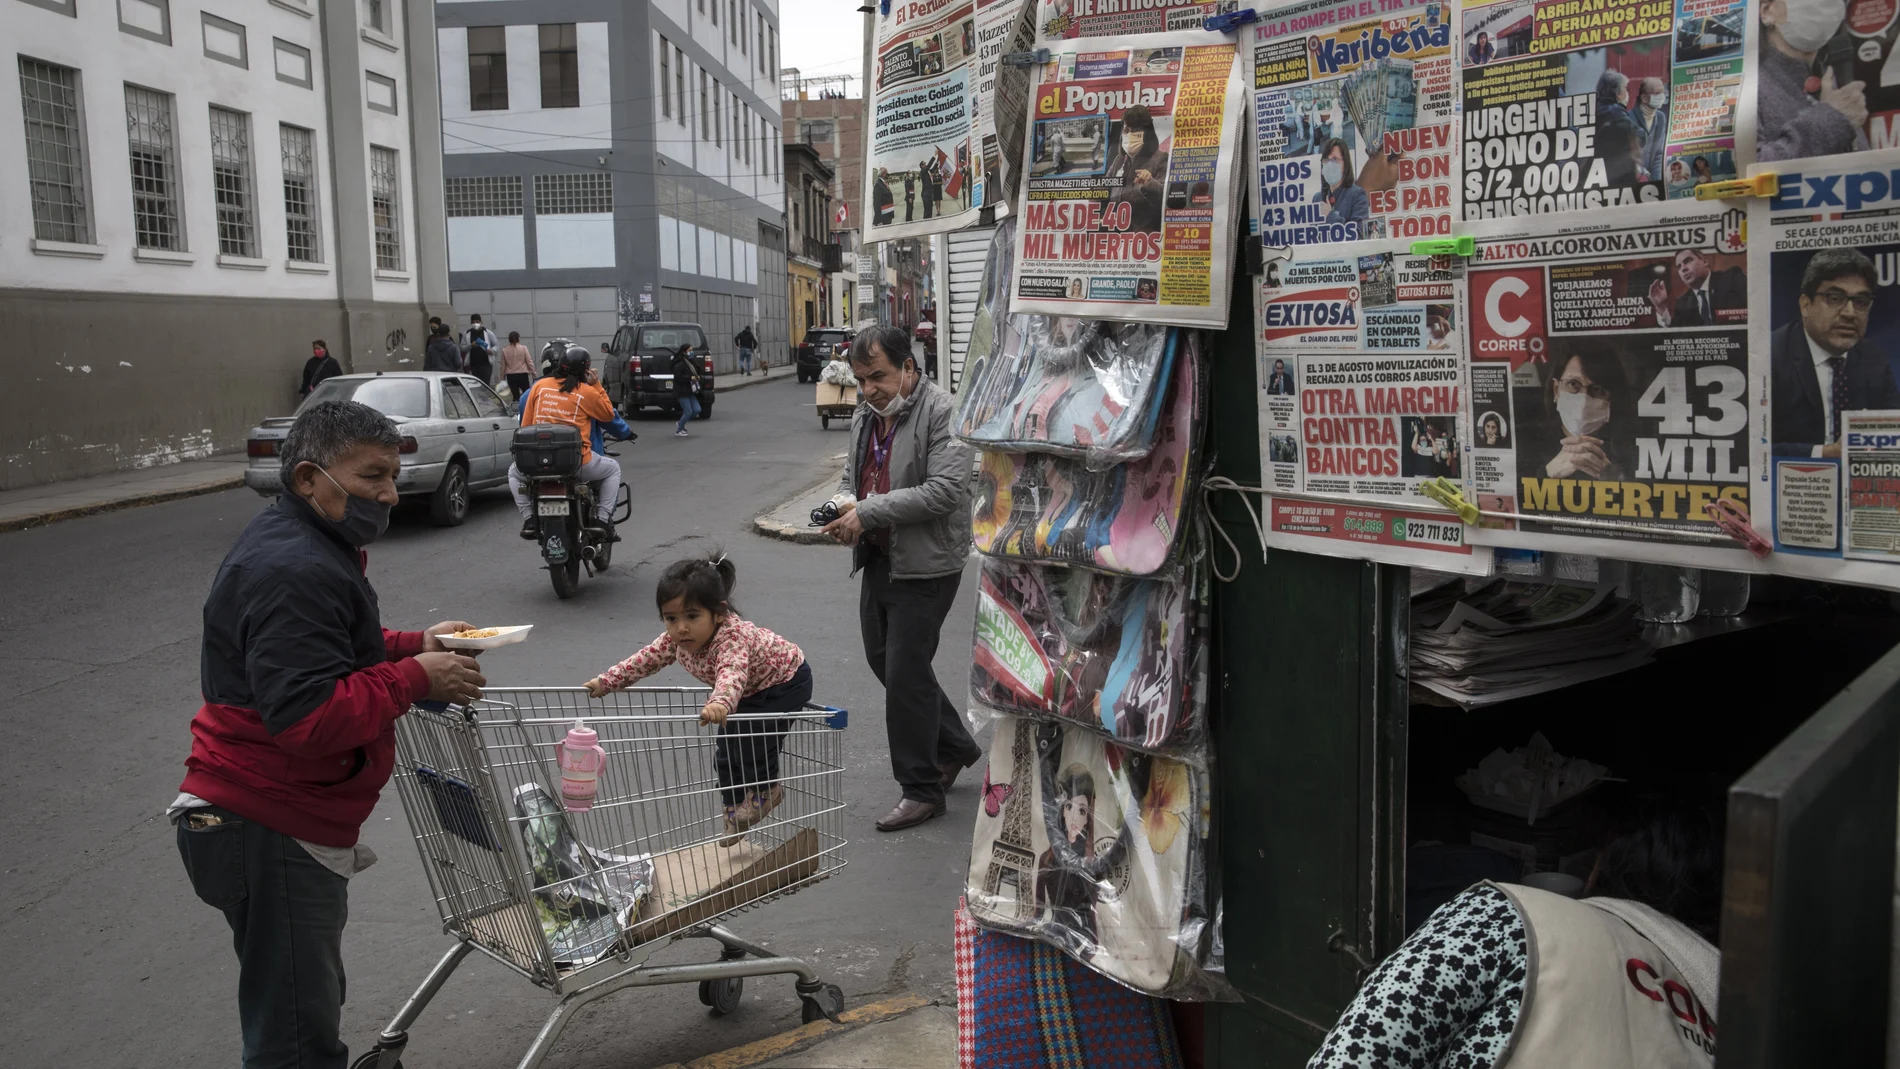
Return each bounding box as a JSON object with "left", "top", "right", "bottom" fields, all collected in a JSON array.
[{"left": 509, "top": 344, "right": 623, "bottom": 542}]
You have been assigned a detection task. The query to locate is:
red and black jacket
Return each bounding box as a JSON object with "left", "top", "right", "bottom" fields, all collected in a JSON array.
[{"left": 181, "top": 493, "right": 430, "bottom": 847}]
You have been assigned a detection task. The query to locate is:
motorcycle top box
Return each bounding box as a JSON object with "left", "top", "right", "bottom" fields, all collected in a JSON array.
[{"left": 512, "top": 424, "right": 582, "bottom": 476}]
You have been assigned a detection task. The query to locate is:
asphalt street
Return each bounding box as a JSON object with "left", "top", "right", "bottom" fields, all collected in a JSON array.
[{"left": 0, "top": 377, "right": 984, "bottom": 1068}]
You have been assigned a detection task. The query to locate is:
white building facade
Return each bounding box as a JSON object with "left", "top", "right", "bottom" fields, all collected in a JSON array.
[
  {"left": 1, "top": 0, "right": 449, "bottom": 488},
  {"left": 436, "top": 0, "right": 787, "bottom": 370}
]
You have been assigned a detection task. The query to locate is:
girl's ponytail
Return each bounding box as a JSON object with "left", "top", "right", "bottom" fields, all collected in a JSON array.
[
  {"left": 712, "top": 553, "right": 737, "bottom": 599},
  {"left": 653, "top": 550, "right": 739, "bottom": 615}
]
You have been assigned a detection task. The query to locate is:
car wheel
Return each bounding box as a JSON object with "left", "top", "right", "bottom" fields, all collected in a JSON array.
[
  {"left": 697, "top": 401, "right": 712, "bottom": 420},
  {"left": 429, "top": 461, "right": 470, "bottom": 526}
]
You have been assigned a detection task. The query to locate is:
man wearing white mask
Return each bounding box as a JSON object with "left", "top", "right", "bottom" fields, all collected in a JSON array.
[
  {"left": 1635, "top": 77, "right": 1669, "bottom": 182},
  {"left": 823, "top": 326, "right": 980, "bottom": 832},
  {"left": 1758, "top": 0, "right": 1868, "bottom": 161}
]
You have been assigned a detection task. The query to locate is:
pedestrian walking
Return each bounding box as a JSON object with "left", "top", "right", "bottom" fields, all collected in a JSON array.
[
  {"left": 299, "top": 340, "right": 342, "bottom": 398},
  {"left": 499, "top": 331, "right": 534, "bottom": 401},
  {"left": 671, "top": 343, "right": 704, "bottom": 436},
  {"left": 583, "top": 555, "right": 814, "bottom": 843},
  {"left": 170, "top": 399, "right": 485, "bottom": 1069},
  {"left": 423, "top": 323, "right": 461, "bottom": 372},
  {"left": 463, "top": 314, "right": 498, "bottom": 385},
  {"left": 735, "top": 324, "right": 758, "bottom": 376},
  {"left": 819, "top": 325, "right": 980, "bottom": 832}
]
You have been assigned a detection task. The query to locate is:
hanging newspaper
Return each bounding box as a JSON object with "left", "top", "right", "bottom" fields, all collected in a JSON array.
[
  {"left": 1254, "top": 243, "right": 1492, "bottom": 572},
  {"left": 1009, "top": 33, "right": 1247, "bottom": 326},
  {"left": 973, "top": 0, "right": 1037, "bottom": 210},
  {"left": 1247, "top": 0, "right": 1461, "bottom": 249},
  {"left": 868, "top": 0, "right": 984, "bottom": 241},
  {"left": 1753, "top": 0, "right": 1891, "bottom": 164},
  {"left": 1459, "top": 0, "right": 1746, "bottom": 217},
  {"left": 1749, "top": 150, "right": 1900, "bottom": 591},
  {"left": 1036, "top": 0, "right": 1240, "bottom": 40},
  {"left": 1461, "top": 200, "right": 1764, "bottom": 570}
]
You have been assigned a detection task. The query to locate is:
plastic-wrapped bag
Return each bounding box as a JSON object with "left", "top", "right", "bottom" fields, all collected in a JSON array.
[
  {"left": 964, "top": 219, "right": 1016, "bottom": 390},
  {"left": 972, "top": 342, "right": 1203, "bottom": 577},
  {"left": 955, "top": 314, "right": 1176, "bottom": 470},
  {"left": 965, "top": 717, "right": 1229, "bottom": 1000},
  {"left": 971, "top": 556, "right": 1208, "bottom": 753},
  {"left": 512, "top": 783, "right": 654, "bottom": 967}
]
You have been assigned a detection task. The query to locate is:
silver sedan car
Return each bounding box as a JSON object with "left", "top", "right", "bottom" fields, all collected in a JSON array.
[{"left": 243, "top": 372, "right": 518, "bottom": 525}]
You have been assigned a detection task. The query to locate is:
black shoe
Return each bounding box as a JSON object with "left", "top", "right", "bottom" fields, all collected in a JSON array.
[{"left": 519, "top": 519, "right": 538, "bottom": 540}]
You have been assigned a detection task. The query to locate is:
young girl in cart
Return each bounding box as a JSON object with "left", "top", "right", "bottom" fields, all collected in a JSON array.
[{"left": 584, "top": 555, "right": 813, "bottom": 844}]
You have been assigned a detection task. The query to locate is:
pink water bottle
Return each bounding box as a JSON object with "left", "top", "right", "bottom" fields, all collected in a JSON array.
[{"left": 558, "top": 718, "right": 606, "bottom": 812}]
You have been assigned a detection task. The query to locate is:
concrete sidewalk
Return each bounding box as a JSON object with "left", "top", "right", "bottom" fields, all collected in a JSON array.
[
  {"left": 717, "top": 362, "right": 801, "bottom": 393},
  {"left": 753, "top": 474, "right": 847, "bottom": 545},
  {"left": 0, "top": 453, "right": 249, "bottom": 533},
  {"left": 648, "top": 996, "right": 955, "bottom": 1069}
]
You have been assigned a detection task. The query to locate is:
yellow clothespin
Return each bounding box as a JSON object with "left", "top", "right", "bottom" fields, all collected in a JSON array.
[
  {"left": 1409, "top": 236, "right": 1475, "bottom": 257},
  {"left": 1693, "top": 173, "right": 1777, "bottom": 201},
  {"left": 1420, "top": 478, "right": 1480, "bottom": 524}
]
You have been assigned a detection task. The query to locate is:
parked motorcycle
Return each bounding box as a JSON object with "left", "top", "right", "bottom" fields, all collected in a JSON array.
[{"left": 512, "top": 424, "right": 632, "bottom": 598}]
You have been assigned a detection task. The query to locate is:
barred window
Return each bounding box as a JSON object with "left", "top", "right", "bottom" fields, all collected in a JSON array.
[
  {"left": 370, "top": 144, "right": 403, "bottom": 269},
  {"left": 208, "top": 105, "right": 257, "bottom": 257},
  {"left": 445, "top": 175, "right": 523, "bottom": 216},
  {"left": 125, "top": 85, "right": 182, "bottom": 251},
  {"left": 19, "top": 58, "right": 91, "bottom": 244},
  {"left": 280, "top": 124, "right": 321, "bottom": 262},
  {"left": 534, "top": 172, "right": 611, "bottom": 214}
]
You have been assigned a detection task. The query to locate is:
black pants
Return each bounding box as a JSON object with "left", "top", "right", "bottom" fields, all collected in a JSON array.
[
  {"left": 177, "top": 807, "right": 350, "bottom": 1069},
  {"left": 506, "top": 372, "right": 532, "bottom": 400},
  {"left": 859, "top": 552, "right": 981, "bottom": 805},
  {"left": 716, "top": 662, "right": 813, "bottom": 805}
]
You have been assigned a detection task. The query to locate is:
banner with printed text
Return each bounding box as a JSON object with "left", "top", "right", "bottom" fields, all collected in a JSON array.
[
  {"left": 1458, "top": 0, "right": 1745, "bottom": 220},
  {"left": 1254, "top": 244, "right": 1492, "bottom": 572},
  {"left": 1010, "top": 32, "right": 1247, "bottom": 326},
  {"left": 1461, "top": 202, "right": 1765, "bottom": 569},
  {"left": 1036, "top": 0, "right": 1241, "bottom": 41},
  {"left": 1248, "top": 0, "right": 1461, "bottom": 249},
  {"left": 1748, "top": 149, "right": 1900, "bottom": 592},
  {"left": 868, "top": 0, "right": 985, "bottom": 241}
]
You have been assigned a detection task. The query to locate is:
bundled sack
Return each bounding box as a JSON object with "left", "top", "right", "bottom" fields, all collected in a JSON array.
[
  {"left": 971, "top": 556, "right": 1208, "bottom": 753},
  {"left": 955, "top": 315, "right": 1177, "bottom": 471},
  {"left": 972, "top": 342, "right": 1203, "bottom": 577},
  {"left": 965, "top": 717, "right": 1227, "bottom": 999},
  {"left": 954, "top": 901, "right": 1187, "bottom": 1069}
]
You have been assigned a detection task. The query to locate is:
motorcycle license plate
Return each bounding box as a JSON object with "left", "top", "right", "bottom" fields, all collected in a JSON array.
[{"left": 537, "top": 500, "right": 570, "bottom": 517}]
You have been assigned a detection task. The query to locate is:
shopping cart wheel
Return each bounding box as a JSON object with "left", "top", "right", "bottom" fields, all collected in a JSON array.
[
  {"left": 698, "top": 977, "right": 744, "bottom": 1016},
  {"left": 349, "top": 1049, "right": 402, "bottom": 1069},
  {"left": 799, "top": 983, "right": 845, "bottom": 1025}
]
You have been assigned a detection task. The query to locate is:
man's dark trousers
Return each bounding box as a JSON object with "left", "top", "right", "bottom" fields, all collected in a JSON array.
[
  {"left": 859, "top": 550, "right": 981, "bottom": 805},
  {"left": 178, "top": 807, "right": 350, "bottom": 1069}
]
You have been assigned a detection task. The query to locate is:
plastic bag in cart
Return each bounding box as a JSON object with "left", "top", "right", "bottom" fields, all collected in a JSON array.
[{"left": 512, "top": 783, "right": 654, "bottom": 967}]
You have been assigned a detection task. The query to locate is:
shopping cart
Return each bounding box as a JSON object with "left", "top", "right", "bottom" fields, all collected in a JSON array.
[{"left": 353, "top": 686, "right": 849, "bottom": 1069}]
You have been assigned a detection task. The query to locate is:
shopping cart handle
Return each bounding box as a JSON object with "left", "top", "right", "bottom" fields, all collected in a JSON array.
[{"left": 813, "top": 704, "right": 848, "bottom": 730}]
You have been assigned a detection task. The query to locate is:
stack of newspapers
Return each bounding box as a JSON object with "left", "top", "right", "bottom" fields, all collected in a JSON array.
[{"left": 1410, "top": 576, "right": 1651, "bottom": 708}]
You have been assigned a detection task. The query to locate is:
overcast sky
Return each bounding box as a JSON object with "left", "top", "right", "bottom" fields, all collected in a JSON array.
[{"left": 779, "top": 0, "right": 868, "bottom": 92}]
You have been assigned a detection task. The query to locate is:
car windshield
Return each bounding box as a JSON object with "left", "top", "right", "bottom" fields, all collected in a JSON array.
[
  {"left": 807, "top": 331, "right": 848, "bottom": 344},
  {"left": 298, "top": 377, "right": 431, "bottom": 419},
  {"left": 638, "top": 327, "right": 705, "bottom": 350}
]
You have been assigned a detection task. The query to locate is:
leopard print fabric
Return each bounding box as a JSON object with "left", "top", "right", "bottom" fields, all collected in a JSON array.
[{"left": 1308, "top": 883, "right": 1529, "bottom": 1069}]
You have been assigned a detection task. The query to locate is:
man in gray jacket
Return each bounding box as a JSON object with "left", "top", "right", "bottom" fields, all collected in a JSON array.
[{"left": 822, "top": 325, "right": 981, "bottom": 832}]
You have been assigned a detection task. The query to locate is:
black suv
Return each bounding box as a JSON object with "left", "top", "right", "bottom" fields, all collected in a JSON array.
[
  {"left": 795, "top": 328, "right": 853, "bottom": 383},
  {"left": 603, "top": 321, "right": 715, "bottom": 419}
]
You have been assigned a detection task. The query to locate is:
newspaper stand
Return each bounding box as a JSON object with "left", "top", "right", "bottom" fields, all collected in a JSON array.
[{"left": 355, "top": 687, "right": 848, "bottom": 1069}]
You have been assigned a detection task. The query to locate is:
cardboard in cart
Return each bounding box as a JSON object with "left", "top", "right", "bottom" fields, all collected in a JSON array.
[{"left": 624, "top": 827, "right": 820, "bottom": 945}]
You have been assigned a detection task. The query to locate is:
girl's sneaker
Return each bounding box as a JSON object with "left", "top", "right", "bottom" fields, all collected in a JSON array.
[{"left": 719, "top": 783, "right": 785, "bottom": 847}]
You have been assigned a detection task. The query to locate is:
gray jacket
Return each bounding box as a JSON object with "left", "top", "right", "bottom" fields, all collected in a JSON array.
[{"left": 838, "top": 377, "right": 974, "bottom": 579}]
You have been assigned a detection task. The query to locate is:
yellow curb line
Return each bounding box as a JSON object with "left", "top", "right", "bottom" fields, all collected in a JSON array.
[{"left": 650, "top": 993, "right": 934, "bottom": 1069}]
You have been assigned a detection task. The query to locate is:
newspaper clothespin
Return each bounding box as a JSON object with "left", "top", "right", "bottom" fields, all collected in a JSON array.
[
  {"left": 1704, "top": 498, "right": 1772, "bottom": 558},
  {"left": 1693, "top": 173, "right": 1778, "bottom": 201},
  {"left": 1002, "top": 48, "right": 1051, "bottom": 66},
  {"left": 1421, "top": 478, "right": 1480, "bottom": 524},
  {"left": 879, "top": 0, "right": 891, "bottom": 13},
  {"left": 1410, "top": 236, "right": 1475, "bottom": 258},
  {"left": 1203, "top": 7, "right": 1257, "bottom": 32}
]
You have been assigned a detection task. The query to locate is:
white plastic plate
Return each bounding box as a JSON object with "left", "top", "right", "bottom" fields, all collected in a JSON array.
[{"left": 436, "top": 624, "right": 534, "bottom": 650}]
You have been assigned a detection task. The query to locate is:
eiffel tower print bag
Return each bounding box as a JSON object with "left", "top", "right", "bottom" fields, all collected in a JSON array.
[
  {"left": 964, "top": 717, "right": 1225, "bottom": 999},
  {"left": 970, "top": 557, "right": 1208, "bottom": 754},
  {"left": 970, "top": 344, "right": 1204, "bottom": 578}
]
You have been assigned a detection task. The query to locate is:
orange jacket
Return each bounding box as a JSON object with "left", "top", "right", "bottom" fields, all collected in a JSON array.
[{"left": 521, "top": 378, "right": 616, "bottom": 463}]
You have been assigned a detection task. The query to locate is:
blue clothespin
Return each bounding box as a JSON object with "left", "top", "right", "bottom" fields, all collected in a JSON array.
[
  {"left": 879, "top": 0, "right": 890, "bottom": 13},
  {"left": 1002, "top": 48, "right": 1050, "bottom": 66},
  {"left": 1204, "top": 7, "right": 1256, "bottom": 32}
]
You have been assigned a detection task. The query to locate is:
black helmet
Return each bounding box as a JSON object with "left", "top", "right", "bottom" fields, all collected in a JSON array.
[{"left": 554, "top": 344, "right": 592, "bottom": 377}]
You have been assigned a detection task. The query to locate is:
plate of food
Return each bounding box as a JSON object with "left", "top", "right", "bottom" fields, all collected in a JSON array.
[{"left": 436, "top": 625, "right": 534, "bottom": 650}]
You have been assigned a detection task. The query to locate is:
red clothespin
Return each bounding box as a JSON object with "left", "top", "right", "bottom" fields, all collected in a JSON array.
[{"left": 1705, "top": 498, "right": 1771, "bottom": 558}]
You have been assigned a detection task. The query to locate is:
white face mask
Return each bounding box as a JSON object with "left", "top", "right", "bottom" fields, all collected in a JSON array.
[
  {"left": 1321, "top": 160, "right": 1344, "bottom": 187},
  {"left": 1647, "top": 93, "right": 1667, "bottom": 109},
  {"left": 869, "top": 367, "right": 917, "bottom": 418},
  {"left": 1122, "top": 133, "right": 1145, "bottom": 155},
  {"left": 1777, "top": 0, "right": 1845, "bottom": 51},
  {"left": 1556, "top": 390, "right": 1611, "bottom": 436}
]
